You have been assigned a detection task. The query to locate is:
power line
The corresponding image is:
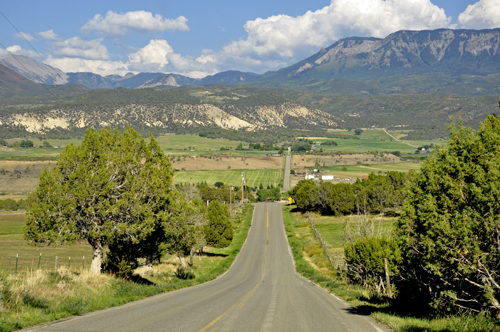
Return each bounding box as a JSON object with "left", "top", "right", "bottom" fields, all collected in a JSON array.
[
  {"left": 0, "top": 9, "right": 78, "bottom": 97},
  {"left": 0, "top": 40, "right": 60, "bottom": 101}
]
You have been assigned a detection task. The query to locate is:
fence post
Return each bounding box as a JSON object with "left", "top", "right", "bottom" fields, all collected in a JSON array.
[
  {"left": 68, "top": 257, "right": 71, "bottom": 269},
  {"left": 82, "top": 256, "right": 85, "bottom": 270},
  {"left": 15, "top": 253, "right": 18, "bottom": 273},
  {"left": 55, "top": 256, "right": 58, "bottom": 271},
  {"left": 38, "top": 253, "right": 42, "bottom": 269},
  {"left": 384, "top": 258, "right": 392, "bottom": 298}
]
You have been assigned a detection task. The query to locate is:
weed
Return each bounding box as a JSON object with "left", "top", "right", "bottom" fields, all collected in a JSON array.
[
  {"left": 61, "top": 298, "right": 88, "bottom": 316},
  {"left": 22, "top": 293, "right": 48, "bottom": 309}
]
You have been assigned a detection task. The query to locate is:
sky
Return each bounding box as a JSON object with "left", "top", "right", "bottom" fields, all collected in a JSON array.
[{"left": 1, "top": 0, "right": 499, "bottom": 79}]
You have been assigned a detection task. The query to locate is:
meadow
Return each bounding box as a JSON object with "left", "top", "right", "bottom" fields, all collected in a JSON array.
[
  {"left": 174, "top": 169, "right": 283, "bottom": 188},
  {"left": 319, "top": 162, "right": 421, "bottom": 179}
]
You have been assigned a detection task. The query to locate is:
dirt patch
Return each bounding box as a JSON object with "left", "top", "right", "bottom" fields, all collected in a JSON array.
[{"left": 170, "top": 155, "right": 283, "bottom": 171}]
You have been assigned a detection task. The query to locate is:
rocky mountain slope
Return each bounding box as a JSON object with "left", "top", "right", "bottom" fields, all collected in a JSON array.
[
  {"left": 255, "top": 28, "right": 500, "bottom": 88},
  {"left": 0, "top": 55, "right": 68, "bottom": 85}
]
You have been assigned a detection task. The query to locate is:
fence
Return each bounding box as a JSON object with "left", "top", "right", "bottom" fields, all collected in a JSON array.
[
  {"left": 1, "top": 253, "right": 90, "bottom": 273},
  {"left": 306, "top": 212, "right": 345, "bottom": 275}
]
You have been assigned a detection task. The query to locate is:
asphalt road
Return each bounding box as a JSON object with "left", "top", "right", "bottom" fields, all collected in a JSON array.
[
  {"left": 283, "top": 148, "right": 291, "bottom": 191},
  {"left": 25, "top": 203, "right": 389, "bottom": 332}
]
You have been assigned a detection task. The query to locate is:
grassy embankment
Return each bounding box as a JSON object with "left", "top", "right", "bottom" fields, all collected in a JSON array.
[
  {"left": 282, "top": 205, "right": 499, "bottom": 332},
  {"left": 0, "top": 204, "right": 254, "bottom": 332}
]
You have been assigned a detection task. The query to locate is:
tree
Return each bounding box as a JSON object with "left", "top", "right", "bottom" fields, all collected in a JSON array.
[
  {"left": 24, "top": 127, "right": 173, "bottom": 274},
  {"left": 395, "top": 115, "right": 500, "bottom": 316},
  {"left": 354, "top": 129, "right": 364, "bottom": 135},
  {"left": 205, "top": 200, "right": 233, "bottom": 248}
]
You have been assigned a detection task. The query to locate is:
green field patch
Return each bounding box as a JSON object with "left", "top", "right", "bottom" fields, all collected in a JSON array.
[
  {"left": 173, "top": 169, "right": 282, "bottom": 188},
  {"left": 319, "top": 162, "right": 420, "bottom": 178}
]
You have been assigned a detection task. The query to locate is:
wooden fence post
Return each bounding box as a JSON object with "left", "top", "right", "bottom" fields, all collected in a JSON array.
[{"left": 384, "top": 258, "right": 392, "bottom": 298}]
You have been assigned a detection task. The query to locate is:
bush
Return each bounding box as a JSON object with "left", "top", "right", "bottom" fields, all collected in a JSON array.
[
  {"left": 174, "top": 266, "right": 195, "bottom": 280},
  {"left": 344, "top": 236, "right": 401, "bottom": 293}
]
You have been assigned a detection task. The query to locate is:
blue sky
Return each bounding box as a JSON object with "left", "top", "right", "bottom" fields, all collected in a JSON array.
[{"left": 1, "top": 0, "right": 499, "bottom": 78}]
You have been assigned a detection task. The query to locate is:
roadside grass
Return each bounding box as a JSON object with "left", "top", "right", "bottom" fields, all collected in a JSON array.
[
  {"left": 282, "top": 205, "right": 500, "bottom": 332},
  {"left": 174, "top": 169, "right": 283, "bottom": 188},
  {"left": 0, "top": 205, "right": 254, "bottom": 332}
]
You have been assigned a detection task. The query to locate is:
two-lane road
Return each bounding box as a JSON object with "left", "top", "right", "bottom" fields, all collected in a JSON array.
[{"left": 25, "top": 203, "right": 389, "bottom": 332}]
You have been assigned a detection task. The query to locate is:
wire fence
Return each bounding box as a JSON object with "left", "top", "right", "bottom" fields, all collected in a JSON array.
[{"left": 1, "top": 253, "right": 90, "bottom": 273}]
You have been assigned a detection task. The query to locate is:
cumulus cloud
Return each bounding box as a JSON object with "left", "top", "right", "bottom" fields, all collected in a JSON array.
[
  {"left": 37, "top": 29, "right": 59, "bottom": 41},
  {"left": 0, "top": 45, "right": 38, "bottom": 58},
  {"left": 213, "top": 0, "right": 451, "bottom": 72},
  {"left": 15, "top": 32, "right": 35, "bottom": 42},
  {"left": 52, "top": 37, "right": 110, "bottom": 60},
  {"left": 458, "top": 0, "right": 500, "bottom": 29},
  {"left": 45, "top": 55, "right": 128, "bottom": 76},
  {"left": 82, "top": 10, "right": 189, "bottom": 38}
]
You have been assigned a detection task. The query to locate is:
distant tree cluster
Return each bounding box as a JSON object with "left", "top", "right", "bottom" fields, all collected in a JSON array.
[{"left": 288, "top": 172, "right": 410, "bottom": 216}]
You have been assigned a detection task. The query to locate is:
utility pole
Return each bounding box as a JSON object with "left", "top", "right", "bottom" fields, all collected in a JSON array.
[
  {"left": 230, "top": 186, "right": 233, "bottom": 214},
  {"left": 241, "top": 172, "right": 244, "bottom": 203},
  {"left": 190, "top": 178, "right": 193, "bottom": 200}
]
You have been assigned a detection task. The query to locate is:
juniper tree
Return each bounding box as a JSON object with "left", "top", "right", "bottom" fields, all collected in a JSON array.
[
  {"left": 395, "top": 115, "right": 500, "bottom": 316},
  {"left": 24, "top": 127, "right": 173, "bottom": 274},
  {"left": 205, "top": 200, "right": 233, "bottom": 248}
]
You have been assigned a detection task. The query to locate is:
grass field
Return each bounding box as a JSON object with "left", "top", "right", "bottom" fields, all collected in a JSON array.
[
  {"left": 319, "top": 162, "right": 421, "bottom": 178},
  {"left": 174, "top": 169, "right": 282, "bottom": 188},
  {"left": 0, "top": 211, "right": 93, "bottom": 272},
  {"left": 0, "top": 135, "right": 275, "bottom": 160},
  {"left": 307, "top": 130, "right": 416, "bottom": 154}
]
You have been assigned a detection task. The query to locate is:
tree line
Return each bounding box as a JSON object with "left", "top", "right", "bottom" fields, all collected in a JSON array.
[{"left": 288, "top": 171, "right": 411, "bottom": 216}]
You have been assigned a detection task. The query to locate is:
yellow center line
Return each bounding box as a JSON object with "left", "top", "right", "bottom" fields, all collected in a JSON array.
[
  {"left": 208, "top": 327, "right": 219, "bottom": 332},
  {"left": 197, "top": 206, "right": 270, "bottom": 332}
]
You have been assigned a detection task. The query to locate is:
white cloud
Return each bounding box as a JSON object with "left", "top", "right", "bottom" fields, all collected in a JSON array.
[
  {"left": 15, "top": 32, "right": 35, "bottom": 42},
  {"left": 458, "top": 0, "right": 500, "bottom": 29},
  {"left": 37, "top": 29, "right": 59, "bottom": 41},
  {"left": 81, "top": 10, "right": 189, "bottom": 38},
  {"left": 0, "top": 45, "right": 38, "bottom": 58},
  {"left": 53, "top": 37, "right": 110, "bottom": 60},
  {"left": 45, "top": 55, "right": 128, "bottom": 76},
  {"left": 213, "top": 0, "right": 450, "bottom": 72}
]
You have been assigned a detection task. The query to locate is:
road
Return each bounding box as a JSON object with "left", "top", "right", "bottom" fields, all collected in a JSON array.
[
  {"left": 25, "top": 203, "right": 389, "bottom": 332},
  {"left": 283, "top": 147, "right": 291, "bottom": 191}
]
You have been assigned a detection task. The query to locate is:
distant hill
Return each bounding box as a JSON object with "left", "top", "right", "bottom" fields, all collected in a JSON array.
[
  {"left": 254, "top": 28, "right": 500, "bottom": 95},
  {"left": 0, "top": 63, "right": 48, "bottom": 98},
  {"left": 0, "top": 54, "right": 68, "bottom": 85}
]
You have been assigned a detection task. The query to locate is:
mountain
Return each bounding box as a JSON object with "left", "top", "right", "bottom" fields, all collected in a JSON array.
[
  {"left": 255, "top": 28, "right": 500, "bottom": 93},
  {"left": 199, "top": 71, "right": 260, "bottom": 85},
  {"left": 67, "top": 72, "right": 117, "bottom": 89},
  {"left": 0, "top": 63, "right": 48, "bottom": 98},
  {"left": 0, "top": 54, "right": 68, "bottom": 85}
]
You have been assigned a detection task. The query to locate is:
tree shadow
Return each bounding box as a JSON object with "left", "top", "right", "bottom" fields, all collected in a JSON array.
[
  {"left": 202, "top": 252, "right": 228, "bottom": 258},
  {"left": 130, "top": 274, "right": 155, "bottom": 285}
]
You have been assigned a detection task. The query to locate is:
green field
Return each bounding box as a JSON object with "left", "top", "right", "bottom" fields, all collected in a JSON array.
[
  {"left": 174, "top": 169, "right": 282, "bottom": 188},
  {"left": 317, "top": 162, "right": 420, "bottom": 179},
  {"left": 308, "top": 130, "right": 416, "bottom": 154},
  {"left": 0, "top": 211, "right": 93, "bottom": 272},
  {"left": 0, "top": 135, "right": 276, "bottom": 160}
]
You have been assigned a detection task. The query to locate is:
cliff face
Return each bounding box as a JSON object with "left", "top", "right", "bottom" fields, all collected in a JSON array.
[{"left": 259, "top": 28, "right": 500, "bottom": 82}]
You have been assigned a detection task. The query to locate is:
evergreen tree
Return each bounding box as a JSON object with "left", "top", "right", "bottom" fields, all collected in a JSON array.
[
  {"left": 24, "top": 127, "right": 173, "bottom": 274},
  {"left": 205, "top": 200, "right": 233, "bottom": 248},
  {"left": 395, "top": 115, "right": 500, "bottom": 316}
]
